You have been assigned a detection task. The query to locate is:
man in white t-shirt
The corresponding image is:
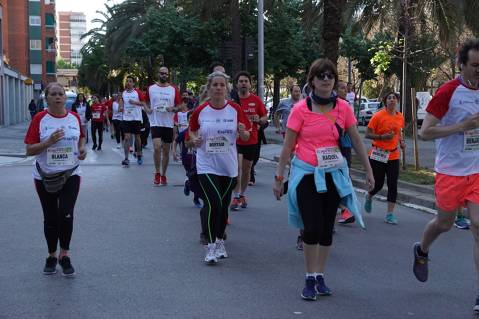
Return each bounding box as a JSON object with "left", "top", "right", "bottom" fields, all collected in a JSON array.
[
  {"left": 413, "top": 39, "right": 479, "bottom": 313},
  {"left": 145, "top": 66, "right": 181, "bottom": 186},
  {"left": 346, "top": 82, "right": 356, "bottom": 109}
]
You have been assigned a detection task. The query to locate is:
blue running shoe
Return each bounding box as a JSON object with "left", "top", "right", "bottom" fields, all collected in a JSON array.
[
  {"left": 301, "top": 276, "right": 317, "bottom": 301},
  {"left": 137, "top": 156, "right": 143, "bottom": 165},
  {"left": 315, "top": 275, "right": 332, "bottom": 296},
  {"left": 364, "top": 196, "right": 372, "bottom": 213},
  {"left": 454, "top": 216, "right": 470, "bottom": 229},
  {"left": 385, "top": 213, "right": 398, "bottom": 225}
]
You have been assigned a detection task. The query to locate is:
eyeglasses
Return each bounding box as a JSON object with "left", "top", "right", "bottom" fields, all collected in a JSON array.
[{"left": 316, "top": 72, "right": 334, "bottom": 81}]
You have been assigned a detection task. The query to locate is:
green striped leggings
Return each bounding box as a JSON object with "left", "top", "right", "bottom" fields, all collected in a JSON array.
[{"left": 198, "top": 174, "right": 237, "bottom": 243}]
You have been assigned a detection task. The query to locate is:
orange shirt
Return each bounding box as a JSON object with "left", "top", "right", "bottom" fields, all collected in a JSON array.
[{"left": 367, "top": 108, "right": 404, "bottom": 161}]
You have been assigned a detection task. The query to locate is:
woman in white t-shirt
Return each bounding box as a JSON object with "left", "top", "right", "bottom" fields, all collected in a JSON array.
[
  {"left": 24, "top": 82, "right": 87, "bottom": 277},
  {"left": 111, "top": 94, "right": 124, "bottom": 148},
  {"left": 189, "top": 71, "right": 251, "bottom": 264},
  {"left": 71, "top": 93, "right": 90, "bottom": 144}
]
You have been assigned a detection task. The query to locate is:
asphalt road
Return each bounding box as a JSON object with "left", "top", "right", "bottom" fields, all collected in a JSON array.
[{"left": 0, "top": 134, "right": 476, "bottom": 319}]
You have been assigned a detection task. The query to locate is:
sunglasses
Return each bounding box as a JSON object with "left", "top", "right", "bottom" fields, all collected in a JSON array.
[{"left": 316, "top": 72, "right": 335, "bottom": 81}]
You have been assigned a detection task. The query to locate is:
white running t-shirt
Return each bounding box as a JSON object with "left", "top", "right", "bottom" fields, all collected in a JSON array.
[{"left": 145, "top": 84, "right": 181, "bottom": 128}]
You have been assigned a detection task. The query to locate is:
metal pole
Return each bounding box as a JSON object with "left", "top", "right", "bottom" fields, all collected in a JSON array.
[
  {"left": 411, "top": 88, "right": 419, "bottom": 170},
  {"left": 258, "top": 0, "right": 265, "bottom": 100}
]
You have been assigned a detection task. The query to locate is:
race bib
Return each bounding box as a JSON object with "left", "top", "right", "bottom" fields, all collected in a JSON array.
[
  {"left": 464, "top": 129, "right": 479, "bottom": 152},
  {"left": 316, "top": 147, "right": 344, "bottom": 168},
  {"left": 92, "top": 112, "right": 101, "bottom": 119},
  {"left": 369, "top": 147, "right": 390, "bottom": 163},
  {"left": 125, "top": 107, "right": 134, "bottom": 115},
  {"left": 47, "top": 146, "right": 75, "bottom": 166},
  {"left": 206, "top": 136, "right": 229, "bottom": 153},
  {"left": 155, "top": 101, "right": 168, "bottom": 113}
]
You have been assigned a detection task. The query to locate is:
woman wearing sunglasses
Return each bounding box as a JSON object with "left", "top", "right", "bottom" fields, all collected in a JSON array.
[{"left": 273, "top": 59, "right": 374, "bottom": 301}]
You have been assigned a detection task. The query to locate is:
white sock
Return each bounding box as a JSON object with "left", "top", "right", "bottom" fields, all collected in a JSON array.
[
  {"left": 305, "top": 273, "right": 315, "bottom": 278},
  {"left": 234, "top": 192, "right": 240, "bottom": 198}
]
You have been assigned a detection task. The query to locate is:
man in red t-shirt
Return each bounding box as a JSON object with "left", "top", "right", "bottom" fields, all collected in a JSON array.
[{"left": 230, "top": 71, "right": 268, "bottom": 210}]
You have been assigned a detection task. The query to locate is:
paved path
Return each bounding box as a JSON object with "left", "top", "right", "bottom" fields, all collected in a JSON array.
[{"left": 0, "top": 132, "right": 476, "bottom": 318}]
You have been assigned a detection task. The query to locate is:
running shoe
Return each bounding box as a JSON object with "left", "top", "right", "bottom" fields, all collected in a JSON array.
[
  {"left": 230, "top": 197, "right": 240, "bottom": 211},
  {"left": 116, "top": 144, "right": 121, "bottom": 149},
  {"left": 92, "top": 144, "right": 97, "bottom": 151},
  {"left": 137, "top": 156, "right": 143, "bottom": 165},
  {"left": 215, "top": 239, "right": 228, "bottom": 259},
  {"left": 121, "top": 159, "right": 129, "bottom": 167},
  {"left": 58, "top": 256, "right": 75, "bottom": 277},
  {"left": 338, "top": 208, "right": 355, "bottom": 224},
  {"left": 473, "top": 295, "right": 479, "bottom": 313},
  {"left": 301, "top": 276, "right": 317, "bottom": 301},
  {"left": 364, "top": 196, "right": 372, "bottom": 213},
  {"left": 239, "top": 195, "right": 248, "bottom": 209},
  {"left": 133, "top": 152, "right": 137, "bottom": 158},
  {"left": 315, "top": 275, "right": 332, "bottom": 296},
  {"left": 154, "top": 173, "right": 161, "bottom": 186},
  {"left": 413, "top": 242, "right": 428, "bottom": 282},
  {"left": 43, "top": 256, "right": 57, "bottom": 275},
  {"left": 204, "top": 243, "right": 218, "bottom": 264},
  {"left": 454, "top": 216, "right": 470, "bottom": 229},
  {"left": 160, "top": 175, "right": 167, "bottom": 186},
  {"left": 183, "top": 180, "right": 190, "bottom": 196},
  {"left": 296, "top": 235, "right": 303, "bottom": 250},
  {"left": 193, "top": 197, "right": 202, "bottom": 208},
  {"left": 97, "top": 145, "right": 102, "bottom": 151},
  {"left": 385, "top": 213, "right": 398, "bottom": 225}
]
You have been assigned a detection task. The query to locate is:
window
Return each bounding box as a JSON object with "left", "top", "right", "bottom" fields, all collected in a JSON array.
[
  {"left": 44, "top": 0, "right": 55, "bottom": 4},
  {"left": 29, "top": 16, "right": 41, "bottom": 26},
  {"left": 46, "top": 61, "right": 55, "bottom": 74},
  {"left": 30, "top": 64, "right": 42, "bottom": 75},
  {"left": 45, "top": 14, "right": 55, "bottom": 27},
  {"left": 30, "top": 40, "right": 42, "bottom": 50},
  {"left": 45, "top": 37, "right": 55, "bottom": 51}
]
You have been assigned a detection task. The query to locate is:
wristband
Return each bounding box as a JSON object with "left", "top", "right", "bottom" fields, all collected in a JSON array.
[{"left": 274, "top": 175, "right": 284, "bottom": 182}]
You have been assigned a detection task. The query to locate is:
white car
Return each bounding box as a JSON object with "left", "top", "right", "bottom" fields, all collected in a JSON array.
[
  {"left": 358, "top": 102, "right": 382, "bottom": 126},
  {"left": 416, "top": 91, "right": 432, "bottom": 125}
]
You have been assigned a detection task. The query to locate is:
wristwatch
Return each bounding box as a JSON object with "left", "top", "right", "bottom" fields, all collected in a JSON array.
[{"left": 274, "top": 175, "right": 284, "bottom": 182}]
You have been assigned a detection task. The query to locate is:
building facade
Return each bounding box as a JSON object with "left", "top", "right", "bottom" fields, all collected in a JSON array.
[{"left": 58, "top": 11, "right": 86, "bottom": 66}]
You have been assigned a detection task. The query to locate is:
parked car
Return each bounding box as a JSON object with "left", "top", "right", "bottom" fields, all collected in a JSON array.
[
  {"left": 358, "top": 101, "right": 382, "bottom": 126},
  {"left": 416, "top": 91, "right": 432, "bottom": 125},
  {"left": 65, "top": 91, "right": 77, "bottom": 110}
]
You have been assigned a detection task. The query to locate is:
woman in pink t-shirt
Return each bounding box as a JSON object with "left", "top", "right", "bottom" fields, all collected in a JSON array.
[{"left": 273, "top": 59, "right": 374, "bottom": 301}]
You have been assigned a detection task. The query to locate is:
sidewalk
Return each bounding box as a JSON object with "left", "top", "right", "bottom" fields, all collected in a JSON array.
[
  {"left": 260, "top": 126, "right": 437, "bottom": 212},
  {"left": 0, "top": 122, "right": 30, "bottom": 166}
]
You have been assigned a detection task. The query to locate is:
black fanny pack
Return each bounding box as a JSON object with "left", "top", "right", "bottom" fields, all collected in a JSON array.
[{"left": 36, "top": 162, "right": 78, "bottom": 193}]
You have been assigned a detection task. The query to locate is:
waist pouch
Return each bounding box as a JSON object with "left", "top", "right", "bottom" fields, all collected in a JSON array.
[{"left": 36, "top": 162, "right": 78, "bottom": 193}]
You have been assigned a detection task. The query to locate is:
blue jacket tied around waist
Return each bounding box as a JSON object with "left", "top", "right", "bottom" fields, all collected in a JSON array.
[{"left": 287, "top": 156, "right": 365, "bottom": 229}]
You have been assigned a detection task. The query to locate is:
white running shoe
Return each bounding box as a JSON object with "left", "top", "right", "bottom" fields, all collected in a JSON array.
[
  {"left": 204, "top": 243, "right": 218, "bottom": 264},
  {"left": 215, "top": 239, "right": 228, "bottom": 259}
]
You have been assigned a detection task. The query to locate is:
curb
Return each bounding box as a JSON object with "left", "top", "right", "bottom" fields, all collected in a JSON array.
[{"left": 269, "top": 155, "right": 437, "bottom": 212}]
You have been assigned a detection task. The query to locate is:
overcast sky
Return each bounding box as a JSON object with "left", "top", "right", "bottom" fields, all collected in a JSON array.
[{"left": 56, "top": 0, "right": 125, "bottom": 30}]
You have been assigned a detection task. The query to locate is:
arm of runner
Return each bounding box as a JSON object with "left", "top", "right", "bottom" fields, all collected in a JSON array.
[
  {"left": 188, "top": 129, "right": 203, "bottom": 148},
  {"left": 419, "top": 112, "right": 479, "bottom": 140},
  {"left": 273, "top": 128, "right": 297, "bottom": 200},
  {"left": 26, "top": 129, "right": 65, "bottom": 156},
  {"left": 365, "top": 127, "right": 393, "bottom": 141},
  {"left": 78, "top": 136, "right": 87, "bottom": 160},
  {"left": 118, "top": 97, "right": 124, "bottom": 113},
  {"left": 238, "top": 123, "right": 250, "bottom": 141},
  {"left": 348, "top": 125, "right": 375, "bottom": 191}
]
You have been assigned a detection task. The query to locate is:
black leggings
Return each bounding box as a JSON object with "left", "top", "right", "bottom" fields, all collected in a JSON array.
[
  {"left": 369, "top": 159, "right": 400, "bottom": 203},
  {"left": 91, "top": 121, "right": 104, "bottom": 147},
  {"left": 198, "top": 174, "right": 237, "bottom": 243},
  {"left": 34, "top": 175, "right": 81, "bottom": 253},
  {"left": 297, "top": 174, "right": 340, "bottom": 246},
  {"left": 112, "top": 120, "right": 124, "bottom": 144}
]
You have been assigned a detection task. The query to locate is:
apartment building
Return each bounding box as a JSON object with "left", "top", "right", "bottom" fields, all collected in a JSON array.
[{"left": 58, "top": 11, "right": 86, "bottom": 66}]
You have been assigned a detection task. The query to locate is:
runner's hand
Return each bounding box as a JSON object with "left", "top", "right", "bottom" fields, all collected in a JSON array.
[
  {"left": 78, "top": 147, "right": 87, "bottom": 160},
  {"left": 273, "top": 180, "right": 284, "bottom": 200},
  {"left": 461, "top": 113, "right": 479, "bottom": 131},
  {"left": 192, "top": 136, "right": 203, "bottom": 147},
  {"left": 238, "top": 123, "right": 246, "bottom": 135},
  {"left": 128, "top": 99, "right": 139, "bottom": 105},
  {"left": 166, "top": 106, "right": 174, "bottom": 112},
  {"left": 382, "top": 131, "right": 394, "bottom": 140},
  {"left": 46, "top": 129, "right": 65, "bottom": 146},
  {"left": 366, "top": 171, "right": 375, "bottom": 192}
]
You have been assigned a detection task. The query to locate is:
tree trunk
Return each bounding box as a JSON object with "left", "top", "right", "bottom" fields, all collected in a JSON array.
[
  {"left": 273, "top": 75, "right": 281, "bottom": 109},
  {"left": 230, "top": 0, "right": 242, "bottom": 77},
  {"left": 322, "top": 0, "right": 346, "bottom": 65}
]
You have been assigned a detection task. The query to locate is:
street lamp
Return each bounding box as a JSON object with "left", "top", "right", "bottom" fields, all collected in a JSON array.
[{"left": 258, "top": 0, "right": 264, "bottom": 100}]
